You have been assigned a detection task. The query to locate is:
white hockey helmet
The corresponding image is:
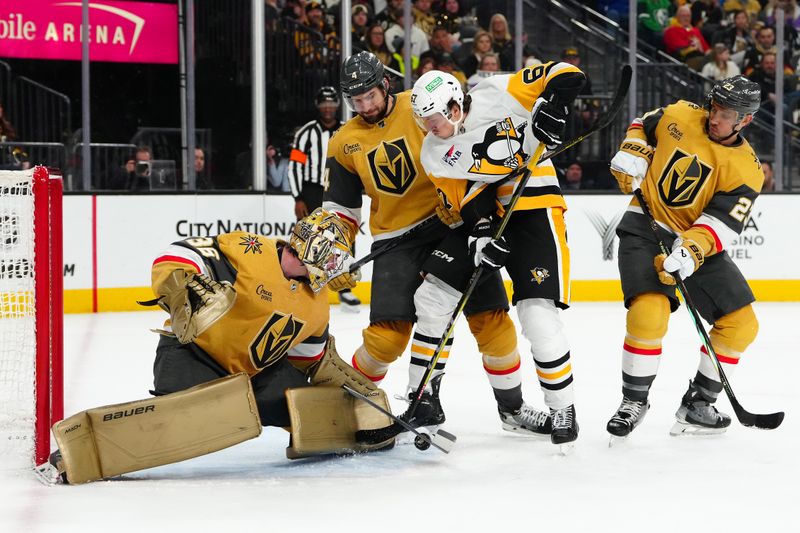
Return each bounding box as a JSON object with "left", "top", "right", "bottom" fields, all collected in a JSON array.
[{"left": 411, "top": 70, "right": 465, "bottom": 132}]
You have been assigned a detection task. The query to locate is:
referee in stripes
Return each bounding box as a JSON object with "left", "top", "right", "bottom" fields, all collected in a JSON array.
[{"left": 288, "top": 86, "right": 361, "bottom": 311}]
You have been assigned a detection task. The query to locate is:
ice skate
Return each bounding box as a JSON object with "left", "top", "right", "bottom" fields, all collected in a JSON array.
[
  {"left": 398, "top": 374, "right": 446, "bottom": 437},
  {"left": 550, "top": 404, "right": 578, "bottom": 454},
  {"left": 670, "top": 380, "right": 731, "bottom": 436},
  {"left": 498, "top": 402, "right": 551, "bottom": 437},
  {"left": 607, "top": 397, "right": 650, "bottom": 446},
  {"left": 338, "top": 289, "right": 361, "bottom": 313}
]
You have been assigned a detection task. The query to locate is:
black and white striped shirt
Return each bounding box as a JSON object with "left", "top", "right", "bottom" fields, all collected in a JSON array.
[{"left": 288, "top": 119, "right": 341, "bottom": 198}]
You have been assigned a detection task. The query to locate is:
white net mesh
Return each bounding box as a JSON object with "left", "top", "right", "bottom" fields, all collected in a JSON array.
[{"left": 0, "top": 170, "right": 36, "bottom": 466}]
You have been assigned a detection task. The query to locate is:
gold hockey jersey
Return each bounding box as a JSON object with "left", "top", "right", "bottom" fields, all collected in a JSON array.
[
  {"left": 151, "top": 233, "right": 329, "bottom": 376},
  {"left": 619, "top": 100, "right": 764, "bottom": 257},
  {"left": 420, "top": 62, "right": 584, "bottom": 216},
  {"left": 323, "top": 91, "right": 439, "bottom": 240}
]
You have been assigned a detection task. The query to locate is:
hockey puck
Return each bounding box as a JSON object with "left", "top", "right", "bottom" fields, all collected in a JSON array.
[{"left": 414, "top": 434, "right": 431, "bottom": 451}]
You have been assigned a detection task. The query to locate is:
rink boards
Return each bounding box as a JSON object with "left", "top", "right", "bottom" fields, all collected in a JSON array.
[{"left": 60, "top": 193, "right": 800, "bottom": 312}]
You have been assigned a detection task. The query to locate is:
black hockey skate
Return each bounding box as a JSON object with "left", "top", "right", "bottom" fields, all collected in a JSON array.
[
  {"left": 607, "top": 397, "right": 650, "bottom": 438},
  {"left": 338, "top": 289, "right": 361, "bottom": 313},
  {"left": 399, "top": 373, "right": 446, "bottom": 430},
  {"left": 550, "top": 404, "right": 578, "bottom": 453},
  {"left": 498, "top": 402, "right": 551, "bottom": 437},
  {"left": 355, "top": 374, "right": 446, "bottom": 447},
  {"left": 670, "top": 380, "right": 731, "bottom": 436}
]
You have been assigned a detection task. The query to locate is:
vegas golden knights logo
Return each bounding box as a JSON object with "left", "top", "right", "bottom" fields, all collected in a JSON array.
[
  {"left": 469, "top": 117, "right": 528, "bottom": 176},
  {"left": 249, "top": 312, "right": 305, "bottom": 370},
  {"left": 367, "top": 138, "right": 417, "bottom": 195},
  {"left": 657, "top": 148, "right": 713, "bottom": 207}
]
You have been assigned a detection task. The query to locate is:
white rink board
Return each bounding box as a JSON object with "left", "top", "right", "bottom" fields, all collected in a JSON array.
[{"left": 61, "top": 193, "right": 798, "bottom": 292}]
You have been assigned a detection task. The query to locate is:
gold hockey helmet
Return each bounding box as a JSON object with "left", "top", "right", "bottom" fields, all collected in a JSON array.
[{"left": 289, "top": 208, "right": 355, "bottom": 293}]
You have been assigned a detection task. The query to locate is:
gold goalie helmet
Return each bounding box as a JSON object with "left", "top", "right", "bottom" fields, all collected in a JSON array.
[{"left": 289, "top": 208, "right": 356, "bottom": 293}]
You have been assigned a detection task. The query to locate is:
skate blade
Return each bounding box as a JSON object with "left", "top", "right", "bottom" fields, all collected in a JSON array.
[
  {"left": 669, "top": 420, "right": 728, "bottom": 437},
  {"left": 33, "top": 461, "right": 63, "bottom": 485},
  {"left": 395, "top": 424, "right": 442, "bottom": 445},
  {"left": 557, "top": 442, "right": 575, "bottom": 456},
  {"left": 501, "top": 423, "right": 550, "bottom": 439},
  {"left": 339, "top": 304, "right": 361, "bottom": 314},
  {"left": 608, "top": 435, "right": 630, "bottom": 448}
]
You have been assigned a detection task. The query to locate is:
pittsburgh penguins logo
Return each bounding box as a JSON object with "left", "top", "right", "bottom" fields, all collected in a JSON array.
[
  {"left": 249, "top": 312, "right": 305, "bottom": 370},
  {"left": 468, "top": 117, "right": 529, "bottom": 176},
  {"left": 367, "top": 138, "right": 417, "bottom": 195},
  {"left": 657, "top": 148, "right": 713, "bottom": 207},
  {"left": 530, "top": 267, "right": 550, "bottom": 285}
]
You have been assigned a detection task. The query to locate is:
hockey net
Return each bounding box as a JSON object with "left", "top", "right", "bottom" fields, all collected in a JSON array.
[{"left": 0, "top": 166, "right": 63, "bottom": 468}]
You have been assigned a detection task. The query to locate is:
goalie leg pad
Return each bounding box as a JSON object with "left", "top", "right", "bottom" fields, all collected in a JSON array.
[
  {"left": 309, "top": 335, "right": 377, "bottom": 395},
  {"left": 51, "top": 373, "right": 261, "bottom": 484},
  {"left": 285, "top": 387, "right": 393, "bottom": 459}
]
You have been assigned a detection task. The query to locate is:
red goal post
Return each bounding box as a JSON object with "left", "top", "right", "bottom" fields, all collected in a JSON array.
[{"left": 0, "top": 166, "right": 63, "bottom": 468}]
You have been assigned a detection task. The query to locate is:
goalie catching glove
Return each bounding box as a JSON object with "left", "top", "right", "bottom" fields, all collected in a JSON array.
[
  {"left": 151, "top": 270, "right": 236, "bottom": 344},
  {"left": 654, "top": 237, "right": 704, "bottom": 285},
  {"left": 468, "top": 218, "right": 510, "bottom": 271},
  {"left": 610, "top": 139, "right": 653, "bottom": 194}
]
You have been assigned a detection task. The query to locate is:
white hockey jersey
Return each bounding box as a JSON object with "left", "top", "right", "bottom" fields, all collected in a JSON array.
[{"left": 420, "top": 62, "right": 583, "bottom": 214}]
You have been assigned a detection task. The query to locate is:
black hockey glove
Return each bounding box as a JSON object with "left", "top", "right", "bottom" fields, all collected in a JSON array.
[
  {"left": 531, "top": 96, "right": 569, "bottom": 149},
  {"left": 468, "top": 218, "right": 510, "bottom": 271}
]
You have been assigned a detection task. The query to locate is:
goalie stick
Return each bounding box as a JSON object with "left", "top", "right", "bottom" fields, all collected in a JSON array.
[
  {"left": 634, "top": 189, "right": 784, "bottom": 430},
  {"left": 343, "top": 385, "right": 457, "bottom": 454},
  {"left": 357, "top": 66, "right": 633, "bottom": 446}
]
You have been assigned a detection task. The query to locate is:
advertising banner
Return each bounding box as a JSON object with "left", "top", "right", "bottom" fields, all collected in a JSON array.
[{"left": 0, "top": 0, "right": 178, "bottom": 64}]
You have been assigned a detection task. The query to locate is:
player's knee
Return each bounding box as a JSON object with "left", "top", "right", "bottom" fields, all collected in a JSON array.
[
  {"left": 467, "top": 309, "right": 517, "bottom": 356},
  {"left": 712, "top": 304, "right": 759, "bottom": 353},
  {"left": 627, "top": 293, "right": 670, "bottom": 341},
  {"left": 362, "top": 321, "right": 413, "bottom": 364},
  {"left": 517, "top": 298, "right": 568, "bottom": 356},
  {"left": 414, "top": 275, "right": 461, "bottom": 322}
]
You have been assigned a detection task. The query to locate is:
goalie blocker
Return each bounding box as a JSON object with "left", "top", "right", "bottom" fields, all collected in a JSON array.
[{"left": 49, "top": 338, "right": 393, "bottom": 484}]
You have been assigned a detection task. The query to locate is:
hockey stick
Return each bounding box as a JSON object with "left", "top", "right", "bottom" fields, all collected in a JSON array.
[
  {"left": 374, "top": 65, "right": 633, "bottom": 438},
  {"left": 634, "top": 189, "right": 784, "bottom": 430},
  {"left": 347, "top": 215, "right": 439, "bottom": 273},
  {"left": 343, "top": 385, "right": 457, "bottom": 453}
]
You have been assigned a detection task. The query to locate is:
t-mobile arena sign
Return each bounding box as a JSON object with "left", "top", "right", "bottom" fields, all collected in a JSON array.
[{"left": 0, "top": 1, "right": 178, "bottom": 64}]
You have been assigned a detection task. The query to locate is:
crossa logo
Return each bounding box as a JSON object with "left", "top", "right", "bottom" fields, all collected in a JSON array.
[
  {"left": 658, "top": 148, "right": 713, "bottom": 207},
  {"left": 367, "top": 138, "right": 417, "bottom": 195},
  {"left": 584, "top": 209, "right": 623, "bottom": 261},
  {"left": 250, "top": 312, "right": 305, "bottom": 370}
]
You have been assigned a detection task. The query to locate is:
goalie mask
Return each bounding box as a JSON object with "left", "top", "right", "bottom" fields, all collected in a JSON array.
[
  {"left": 289, "top": 209, "right": 355, "bottom": 293},
  {"left": 411, "top": 70, "right": 465, "bottom": 135}
]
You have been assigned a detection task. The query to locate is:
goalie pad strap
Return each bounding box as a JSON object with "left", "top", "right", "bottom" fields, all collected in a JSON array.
[
  {"left": 308, "top": 335, "right": 377, "bottom": 395},
  {"left": 51, "top": 373, "right": 261, "bottom": 484}
]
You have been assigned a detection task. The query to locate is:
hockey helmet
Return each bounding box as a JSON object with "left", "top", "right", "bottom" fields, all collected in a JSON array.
[
  {"left": 289, "top": 208, "right": 355, "bottom": 293},
  {"left": 340, "top": 51, "right": 386, "bottom": 107},
  {"left": 411, "top": 70, "right": 465, "bottom": 132},
  {"left": 707, "top": 75, "right": 761, "bottom": 117},
  {"left": 315, "top": 86, "right": 340, "bottom": 107}
]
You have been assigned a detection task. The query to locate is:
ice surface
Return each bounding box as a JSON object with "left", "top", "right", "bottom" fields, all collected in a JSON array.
[{"left": 1, "top": 302, "right": 797, "bottom": 531}]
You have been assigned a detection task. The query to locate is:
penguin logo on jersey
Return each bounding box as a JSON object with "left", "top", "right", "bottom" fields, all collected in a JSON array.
[
  {"left": 468, "top": 117, "right": 528, "bottom": 176},
  {"left": 657, "top": 148, "right": 713, "bottom": 207},
  {"left": 530, "top": 267, "right": 550, "bottom": 285},
  {"left": 367, "top": 138, "right": 417, "bottom": 195},
  {"left": 249, "top": 312, "right": 305, "bottom": 370}
]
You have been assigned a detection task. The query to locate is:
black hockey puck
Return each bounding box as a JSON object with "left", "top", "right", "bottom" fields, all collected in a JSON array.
[{"left": 414, "top": 434, "right": 431, "bottom": 451}]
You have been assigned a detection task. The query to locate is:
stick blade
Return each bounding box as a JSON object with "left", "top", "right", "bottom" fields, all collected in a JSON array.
[{"left": 735, "top": 407, "right": 784, "bottom": 430}]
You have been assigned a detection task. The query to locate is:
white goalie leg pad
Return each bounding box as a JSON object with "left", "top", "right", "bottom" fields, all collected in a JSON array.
[
  {"left": 408, "top": 274, "right": 462, "bottom": 392},
  {"left": 51, "top": 373, "right": 261, "bottom": 484},
  {"left": 517, "top": 298, "right": 575, "bottom": 409}
]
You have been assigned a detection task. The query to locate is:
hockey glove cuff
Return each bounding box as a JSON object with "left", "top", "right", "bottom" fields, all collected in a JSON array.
[
  {"left": 468, "top": 218, "right": 510, "bottom": 270},
  {"left": 435, "top": 202, "right": 464, "bottom": 229},
  {"left": 654, "top": 238, "right": 704, "bottom": 285},
  {"left": 531, "top": 96, "right": 568, "bottom": 149},
  {"left": 610, "top": 140, "right": 653, "bottom": 194}
]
